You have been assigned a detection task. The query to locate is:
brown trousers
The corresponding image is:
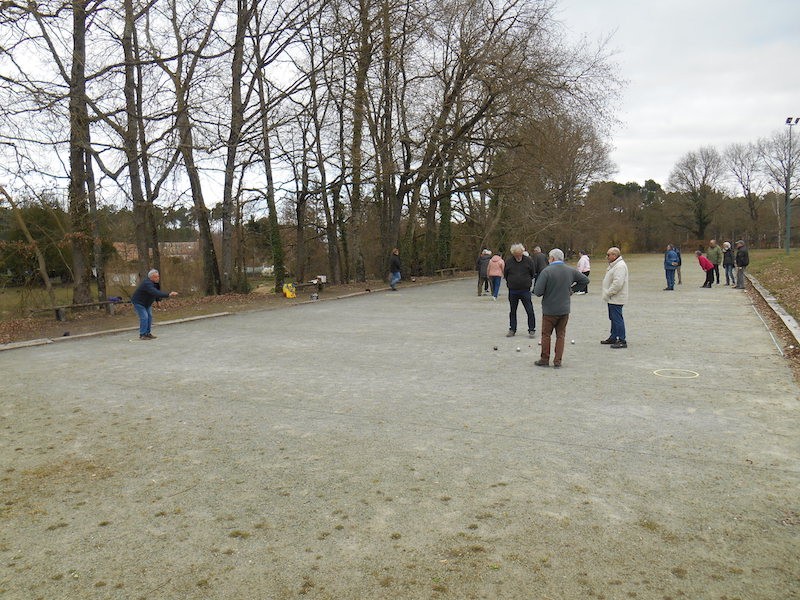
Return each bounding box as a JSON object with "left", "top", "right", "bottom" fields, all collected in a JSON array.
[{"left": 540, "top": 314, "right": 570, "bottom": 366}]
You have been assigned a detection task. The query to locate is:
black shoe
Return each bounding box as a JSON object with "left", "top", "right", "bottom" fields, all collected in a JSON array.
[
  {"left": 611, "top": 341, "right": 627, "bottom": 349},
  {"left": 506, "top": 330, "right": 515, "bottom": 337},
  {"left": 534, "top": 359, "right": 549, "bottom": 367},
  {"left": 600, "top": 338, "right": 616, "bottom": 345},
  {"left": 553, "top": 363, "right": 561, "bottom": 368}
]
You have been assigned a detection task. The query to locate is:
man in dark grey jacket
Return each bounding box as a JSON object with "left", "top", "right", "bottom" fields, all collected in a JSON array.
[
  {"left": 503, "top": 243, "right": 537, "bottom": 337},
  {"left": 532, "top": 249, "right": 589, "bottom": 367}
]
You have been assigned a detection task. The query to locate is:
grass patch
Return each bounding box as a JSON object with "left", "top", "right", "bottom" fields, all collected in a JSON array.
[{"left": 748, "top": 249, "right": 800, "bottom": 321}]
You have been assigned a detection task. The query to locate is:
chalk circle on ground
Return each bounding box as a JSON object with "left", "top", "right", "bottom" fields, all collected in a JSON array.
[{"left": 653, "top": 369, "right": 699, "bottom": 379}]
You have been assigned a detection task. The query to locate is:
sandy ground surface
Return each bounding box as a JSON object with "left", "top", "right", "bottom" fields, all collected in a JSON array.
[{"left": 1, "top": 255, "right": 799, "bottom": 599}]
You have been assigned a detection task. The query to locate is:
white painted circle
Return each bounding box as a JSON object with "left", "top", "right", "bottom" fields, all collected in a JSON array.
[{"left": 653, "top": 369, "right": 699, "bottom": 379}]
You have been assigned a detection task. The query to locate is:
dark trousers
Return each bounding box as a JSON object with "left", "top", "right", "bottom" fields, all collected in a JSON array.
[
  {"left": 477, "top": 275, "right": 489, "bottom": 294},
  {"left": 508, "top": 290, "right": 536, "bottom": 333},
  {"left": 575, "top": 272, "right": 589, "bottom": 293},
  {"left": 712, "top": 264, "right": 720, "bottom": 284},
  {"left": 540, "top": 314, "right": 569, "bottom": 365},
  {"left": 703, "top": 269, "right": 714, "bottom": 287}
]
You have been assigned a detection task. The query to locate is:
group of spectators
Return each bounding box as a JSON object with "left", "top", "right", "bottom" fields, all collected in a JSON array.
[
  {"left": 475, "top": 244, "right": 629, "bottom": 368},
  {"left": 664, "top": 239, "right": 749, "bottom": 291}
]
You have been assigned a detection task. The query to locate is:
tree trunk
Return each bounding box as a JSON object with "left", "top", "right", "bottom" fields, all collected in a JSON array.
[{"left": 68, "top": 0, "right": 93, "bottom": 304}]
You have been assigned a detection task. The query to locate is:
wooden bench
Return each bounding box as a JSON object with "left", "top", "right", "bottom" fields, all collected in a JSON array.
[
  {"left": 435, "top": 268, "right": 457, "bottom": 277},
  {"left": 293, "top": 279, "right": 326, "bottom": 294},
  {"left": 29, "top": 300, "right": 125, "bottom": 322}
]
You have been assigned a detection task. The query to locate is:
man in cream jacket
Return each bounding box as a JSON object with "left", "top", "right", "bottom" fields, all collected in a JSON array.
[{"left": 601, "top": 247, "right": 629, "bottom": 349}]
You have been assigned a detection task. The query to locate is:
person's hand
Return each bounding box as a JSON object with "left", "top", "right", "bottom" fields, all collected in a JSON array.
[{"left": 169, "top": 291, "right": 178, "bottom": 297}]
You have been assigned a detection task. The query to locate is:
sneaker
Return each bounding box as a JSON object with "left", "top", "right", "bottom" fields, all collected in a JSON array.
[
  {"left": 574, "top": 291, "right": 586, "bottom": 295},
  {"left": 528, "top": 331, "right": 536, "bottom": 338},
  {"left": 611, "top": 340, "right": 627, "bottom": 349},
  {"left": 139, "top": 335, "right": 152, "bottom": 340},
  {"left": 553, "top": 363, "right": 561, "bottom": 368},
  {"left": 145, "top": 333, "right": 157, "bottom": 339},
  {"left": 600, "top": 338, "right": 616, "bottom": 345},
  {"left": 505, "top": 330, "right": 515, "bottom": 337},
  {"left": 491, "top": 296, "right": 497, "bottom": 301},
  {"left": 534, "top": 359, "right": 549, "bottom": 367}
]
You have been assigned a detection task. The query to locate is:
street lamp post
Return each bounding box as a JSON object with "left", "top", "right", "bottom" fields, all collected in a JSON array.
[{"left": 786, "top": 117, "right": 799, "bottom": 254}]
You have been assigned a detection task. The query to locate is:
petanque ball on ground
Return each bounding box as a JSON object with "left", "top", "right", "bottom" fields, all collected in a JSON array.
[
  {"left": 571, "top": 339, "right": 575, "bottom": 344},
  {"left": 516, "top": 347, "right": 521, "bottom": 352}
]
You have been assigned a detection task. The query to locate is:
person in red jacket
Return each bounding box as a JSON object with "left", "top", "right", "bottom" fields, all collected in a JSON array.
[{"left": 695, "top": 250, "right": 715, "bottom": 288}]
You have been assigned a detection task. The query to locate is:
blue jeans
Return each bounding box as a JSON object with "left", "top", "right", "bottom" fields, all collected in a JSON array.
[
  {"left": 390, "top": 271, "right": 401, "bottom": 289},
  {"left": 607, "top": 303, "right": 625, "bottom": 342},
  {"left": 724, "top": 264, "right": 735, "bottom": 285},
  {"left": 133, "top": 303, "right": 153, "bottom": 336},
  {"left": 490, "top": 276, "right": 502, "bottom": 298},
  {"left": 665, "top": 269, "right": 675, "bottom": 289},
  {"left": 508, "top": 290, "right": 536, "bottom": 333}
]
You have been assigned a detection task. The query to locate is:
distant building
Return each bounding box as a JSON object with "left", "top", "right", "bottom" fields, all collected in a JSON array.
[{"left": 112, "top": 241, "right": 199, "bottom": 262}]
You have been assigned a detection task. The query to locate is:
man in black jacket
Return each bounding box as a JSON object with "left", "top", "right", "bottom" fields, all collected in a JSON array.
[
  {"left": 503, "top": 243, "right": 536, "bottom": 337},
  {"left": 733, "top": 240, "right": 749, "bottom": 289}
]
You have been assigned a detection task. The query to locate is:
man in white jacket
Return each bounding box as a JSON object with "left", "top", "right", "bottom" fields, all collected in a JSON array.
[{"left": 600, "top": 247, "right": 629, "bottom": 349}]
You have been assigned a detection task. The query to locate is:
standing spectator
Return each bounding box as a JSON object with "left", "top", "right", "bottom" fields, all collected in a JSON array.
[
  {"left": 663, "top": 244, "right": 679, "bottom": 290},
  {"left": 695, "top": 250, "right": 715, "bottom": 288},
  {"left": 601, "top": 247, "right": 629, "bottom": 349},
  {"left": 475, "top": 249, "right": 491, "bottom": 296},
  {"left": 734, "top": 240, "right": 749, "bottom": 289},
  {"left": 487, "top": 253, "right": 505, "bottom": 301},
  {"left": 674, "top": 245, "right": 683, "bottom": 284},
  {"left": 574, "top": 250, "right": 591, "bottom": 294},
  {"left": 389, "top": 247, "right": 402, "bottom": 291},
  {"left": 131, "top": 269, "right": 179, "bottom": 340},
  {"left": 706, "top": 239, "right": 723, "bottom": 285},
  {"left": 531, "top": 246, "right": 548, "bottom": 283},
  {"left": 532, "top": 249, "right": 589, "bottom": 367},
  {"left": 503, "top": 243, "right": 537, "bottom": 337},
  {"left": 722, "top": 241, "right": 736, "bottom": 286}
]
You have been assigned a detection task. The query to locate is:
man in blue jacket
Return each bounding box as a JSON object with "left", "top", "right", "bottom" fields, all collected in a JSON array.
[
  {"left": 533, "top": 249, "right": 589, "bottom": 367},
  {"left": 664, "top": 244, "right": 679, "bottom": 290},
  {"left": 131, "top": 269, "right": 179, "bottom": 340}
]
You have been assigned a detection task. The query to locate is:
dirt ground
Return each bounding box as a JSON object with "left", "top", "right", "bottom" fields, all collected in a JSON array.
[
  {"left": 0, "top": 278, "right": 404, "bottom": 345},
  {"left": 2, "top": 260, "right": 799, "bottom": 599},
  {"left": 4, "top": 274, "right": 799, "bottom": 385}
]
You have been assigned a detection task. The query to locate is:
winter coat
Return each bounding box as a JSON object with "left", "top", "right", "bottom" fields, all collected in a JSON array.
[
  {"left": 131, "top": 278, "right": 171, "bottom": 308},
  {"left": 487, "top": 255, "right": 505, "bottom": 277},
  {"left": 735, "top": 246, "right": 749, "bottom": 267},
  {"left": 475, "top": 255, "right": 491, "bottom": 277},
  {"left": 664, "top": 249, "right": 679, "bottom": 271},
  {"left": 602, "top": 256, "right": 628, "bottom": 305},
  {"left": 533, "top": 262, "right": 589, "bottom": 316},
  {"left": 706, "top": 244, "right": 723, "bottom": 265},
  {"left": 503, "top": 255, "right": 536, "bottom": 291},
  {"left": 697, "top": 254, "right": 714, "bottom": 271},
  {"left": 723, "top": 248, "right": 735, "bottom": 267}
]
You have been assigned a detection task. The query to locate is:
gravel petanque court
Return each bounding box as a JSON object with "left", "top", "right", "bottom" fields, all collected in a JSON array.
[{"left": 1, "top": 255, "right": 798, "bottom": 599}]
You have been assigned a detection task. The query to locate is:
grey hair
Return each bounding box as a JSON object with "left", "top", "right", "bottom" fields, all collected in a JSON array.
[
  {"left": 510, "top": 243, "right": 525, "bottom": 254},
  {"left": 147, "top": 269, "right": 159, "bottom": 278},
  {"left": 549, "top": 248, "right": 564, "bottom": 261},
  {"left": 608, "top": 247, "right": 621, "bottom": 258}
]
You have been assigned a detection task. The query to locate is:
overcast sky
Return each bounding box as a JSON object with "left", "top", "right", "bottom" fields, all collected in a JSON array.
[{"left": 556, "top": 0, "right": 800, "bottom": 188}]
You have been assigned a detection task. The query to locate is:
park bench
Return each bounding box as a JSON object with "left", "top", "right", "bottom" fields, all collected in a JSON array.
[
  {"left": 292, "top": 276, "right": 327, "bottom": 295},
  {"left": 435, "top": 267, "right": 457, "bottom": 277},
  {"left": 29, "top": 299, "right": 125, "bottom": 322}
]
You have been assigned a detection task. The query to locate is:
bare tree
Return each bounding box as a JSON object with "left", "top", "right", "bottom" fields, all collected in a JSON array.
[
  {"left": 668, "top": 146, "right": 725, "bottom": 240},
  {"left": 724, "top": 141, "right": 765, "bottom": 241},
  {"left": 759, "top": 129, "right": 800, "bottom": 249}
]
